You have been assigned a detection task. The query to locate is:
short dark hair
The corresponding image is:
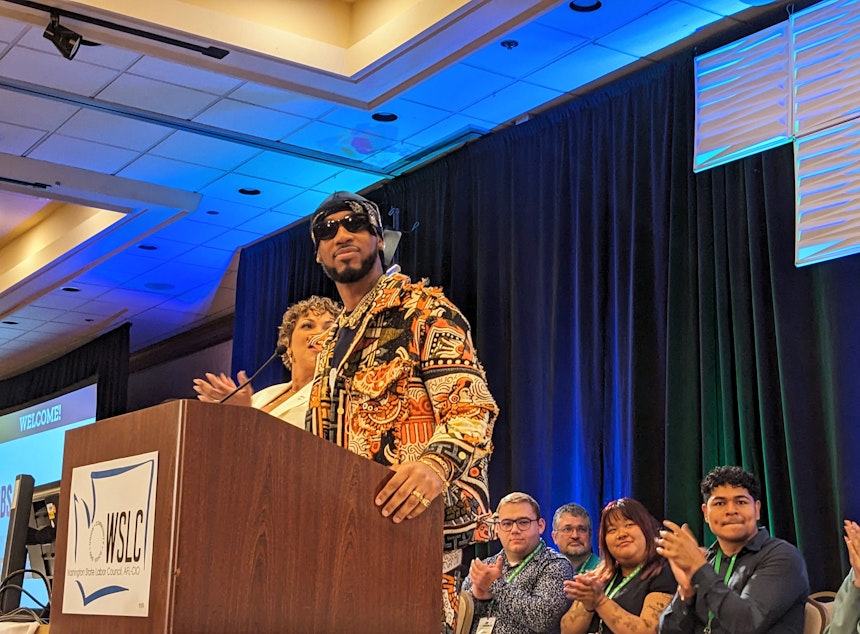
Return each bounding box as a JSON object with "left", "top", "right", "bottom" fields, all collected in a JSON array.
[
  {"left": 552, "top": 503, "right": 591, "bottom": 532},
  {"left": 700, "top": 465, "right": 761, "bottom": 502}
]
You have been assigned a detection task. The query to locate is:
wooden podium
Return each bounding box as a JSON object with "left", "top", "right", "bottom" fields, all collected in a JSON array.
[{"left": 49, "top": 400, "right": 443, "bottom": 633}]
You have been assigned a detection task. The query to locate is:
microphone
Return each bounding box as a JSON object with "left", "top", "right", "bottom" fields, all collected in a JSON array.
[{"left": 218, "top": 344, "right": 288, "bottom": 404}]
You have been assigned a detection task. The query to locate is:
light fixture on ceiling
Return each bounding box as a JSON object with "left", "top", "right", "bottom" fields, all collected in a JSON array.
[
  {"left": 500, "top": 39, "right": 519, "bottom": 50},
  {"left": 43, "top": 13, "right": 82, "bottom": 60},
  {"left": 238, "top": 187, "right": 261, "bottom": 196},
  {"left": 5, "top": 0, "right": 229, "bottom": 58},
  {"left": 569, "top": 1, "right": 602, "bottom": 11},
  {"left": 372, "top": 112, "right": 398, "bottom": 122}
]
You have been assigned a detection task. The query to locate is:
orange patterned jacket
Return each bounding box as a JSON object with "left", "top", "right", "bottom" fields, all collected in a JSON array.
[{"left": 308, "top": 273, "right": 498, "bottom": 550}]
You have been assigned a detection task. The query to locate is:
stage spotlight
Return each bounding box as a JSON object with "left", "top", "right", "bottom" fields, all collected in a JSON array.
[{"left": 43, "top": 14, "right": 82, "bottom": 60}]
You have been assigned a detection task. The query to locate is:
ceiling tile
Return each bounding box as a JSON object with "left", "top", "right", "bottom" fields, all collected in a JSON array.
[
  {"left": 193, "top": 99, "right": 310, "bottom": 140},
  {"left": 400, "top": 63, "right": 515, "bottom": 113},
  {"left": 0, "top": 47, "right": 120, "bottom": 96},
  {"left": 272, "top": 189, "right": 330, "bottom": 218},
  {"left": 149, "top": 131, "right": 262, "bottom": 170},
  {"left": 189, "top": 196, "right": 270, "bottom": 228},
  {"left": 229, "top": 82, "right": 337, "bottom": 119},
  {"left": 312, "top": 170, "right": 383, "bottom": 197},
  {"left": 363, "top": 141, "right": 423, "bottom": 169},
  {"left": 97, "top": 74, "right": 218, "bottom": 119},
  {"left": 0, "top": 15, "right": 27, "bottom": 43},
  {"left": 683, "top": 0, "right": 758, "bottom": 17},
  {"left": 75, "top": 251, "right": 164, "bottom": 287},
  {"left": 198, "top": 172, "right": 305, "bottom": 208},
  {"left": 27, "top": 134, "right": 140, "bottom": 173},
  {"left": 174, "top": 245, "right": 236, "bottom": 269},
  {"left": 150, "top": 218, "right": 228, "bottom": 245},
  {"left": 598, "top": 2, "right": 722, "bottom": 58},
  {"left": 121, "top": 238, "right": 195, "bottom": 262},
  {"left": 0, "top": 89, "right": 79, "bottom": 129},
  {"left": 235, "top": 151, "right": 343, "bottom": 188},
  {"left": 402, "top": 114, "right": 491, "bottom": 148},
  {"left": 0, "top": 121, "right": 45, "bottom": 154},
  {"left": 535, "top": 1, "right": 665, "bottom": 40},
  {"left": 56, "top": 108, "right": 172, "bottom": 151},
  {"left": 527, "top": 43, "right": 640, "bottom": 92},
  {"left": 128, "top": 56, "right": 243, "bottom": 95},
  {"left": 30, "top": 290, "right": 91, "bottom": 311},
  {"left": 323, "top": 100, "right": 451, "bottom": 142},
  {"left": 284, "top": 120, "right": 394, "bottom": 160},
  {"left": 461, "top": 81, "right": 564, "bottom": 125},
  {"left": 236, "top": 210, "right": 304, "bottom": 236},
  {"left": 463, "top": 22, "right": 588, "bottom": 78},
  {"left": 118, "top": 154, "right": 224, "bottom": 190},
  {"left": 203, "top": 228, "right": 266, "bottom": 252}
]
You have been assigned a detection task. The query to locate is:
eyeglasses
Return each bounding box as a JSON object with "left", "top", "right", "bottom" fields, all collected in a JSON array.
[
  {"left": 496, "top": 517, "right": 539, "bottom": 532},
  {"left": 312, "top": 213, "right": 373, "bottom": 242},
  {"left": 556, "top": 525, "right": 590, "bottom": 535}
]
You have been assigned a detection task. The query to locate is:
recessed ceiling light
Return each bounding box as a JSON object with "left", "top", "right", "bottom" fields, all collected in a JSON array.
[
  {"left": 61, "top": 286, "right": 81, "bottom": 292},
  {"left": 84, "top": 318, "right": 94, "bottom": 322},
  {"left": 2, "top": 320, "right": 19, "bottom": 325},
  {"left": 137, "top": 244, "right": 158, "bottom": 251},
  {"left": 206, "top": 210, "right": 220, "bottom": 215},
  {"left": 569, "top": 0, "right": 602, "bottom": 11},
  {"left": 144, "top": 282, "right": 176, "bottom": 291},
  {"left": 238, "top": 188, "right": 261, "bottom": 196},
  {"left": 500, "top": 39, "right": 519, "bottom": 50},
  {"left": 372, "top": 112, "right": 398, "bottom": 122}
]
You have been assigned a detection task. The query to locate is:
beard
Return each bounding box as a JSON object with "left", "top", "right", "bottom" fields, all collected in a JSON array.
[{"left": 322, "top": 249, "right": 379, "bottom": 283}]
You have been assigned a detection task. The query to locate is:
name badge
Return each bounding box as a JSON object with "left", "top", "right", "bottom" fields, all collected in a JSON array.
[{"left": 475, "top": 616, "right": 497, "bottom": 633}]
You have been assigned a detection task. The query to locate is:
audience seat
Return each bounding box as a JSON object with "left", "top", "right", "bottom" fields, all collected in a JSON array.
[
  {"left": 805, "top": 596, "right": 829, "bottom": 634},
  {"left": 455, "top": 590, "right": 474, "bottom": 634}
]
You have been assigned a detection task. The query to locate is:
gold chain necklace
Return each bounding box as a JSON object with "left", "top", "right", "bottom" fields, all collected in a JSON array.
[{"left": 337, "top": 274, "right": 386, "bottom": 330}]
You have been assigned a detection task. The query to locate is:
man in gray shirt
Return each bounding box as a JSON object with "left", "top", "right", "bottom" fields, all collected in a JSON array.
[{"left": 656, "top": 465, "right": 809, "bottom": 633}]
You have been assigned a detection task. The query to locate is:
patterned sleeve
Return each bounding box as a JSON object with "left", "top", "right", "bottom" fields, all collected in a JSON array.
[
  {"left": 416, "top": 300, "right": 498, "bottom": 482},
  {"left": 488, "top": 553, "right": 574, "bottom": 631}
]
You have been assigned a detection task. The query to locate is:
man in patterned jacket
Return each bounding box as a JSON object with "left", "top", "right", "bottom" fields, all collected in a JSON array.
[{"left": 306, "top": 191, "right": 499, "bottom": 633}]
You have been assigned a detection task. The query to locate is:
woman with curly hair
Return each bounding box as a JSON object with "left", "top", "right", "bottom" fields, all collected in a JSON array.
[{"left": 193, "top": 295, "right": 340, "bottom": 428}]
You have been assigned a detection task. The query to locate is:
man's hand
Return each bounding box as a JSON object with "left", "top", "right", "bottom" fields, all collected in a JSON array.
[
  {"left": 469, "top": 557, "right": 504, "bottom": 600},
  {"left": 656, "top": 520, "right": 707, "bottom": 597},
  {"left": 375, "top": 461, "right": 444, "bottom": 523}
]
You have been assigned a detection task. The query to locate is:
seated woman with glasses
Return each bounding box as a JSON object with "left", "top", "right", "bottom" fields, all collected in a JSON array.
[{"left": 560, "top": 498, "right": 674, "bottom": 634}]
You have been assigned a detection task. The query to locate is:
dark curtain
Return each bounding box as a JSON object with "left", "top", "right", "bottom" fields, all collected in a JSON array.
[
  {"left": 232, "top": 55, "right": 856, "bottom": 592},
  {"left": 0, "top": 323, "right": 129, "bottom": 420},
  {"left": 233, "top": 221, "right": 337, "bottom": 388}
]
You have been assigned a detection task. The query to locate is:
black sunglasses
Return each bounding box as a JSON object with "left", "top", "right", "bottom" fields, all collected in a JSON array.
[{"left": 312, "top": 213, "right": 374, "bottom": 242}]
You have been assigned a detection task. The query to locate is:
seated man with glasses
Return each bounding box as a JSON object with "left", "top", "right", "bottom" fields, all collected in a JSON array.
[
  {"left": 552, "top": 503, "right": 600, "bottom": 576},
  {"left": 463, "top": 492, "right": 574, "bottom": 633}
]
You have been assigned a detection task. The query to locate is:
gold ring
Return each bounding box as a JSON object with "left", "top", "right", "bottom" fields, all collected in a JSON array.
[
  {"left": 420, "top": 497, "right": 431, "bottom": 508},
  {"left": 411, "top": 489, "right": 424, "bottom": 502}
]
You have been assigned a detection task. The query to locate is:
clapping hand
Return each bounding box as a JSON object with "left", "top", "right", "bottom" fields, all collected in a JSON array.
[{"left": 192, "top": 370, "right": 253, "bottom": 406}]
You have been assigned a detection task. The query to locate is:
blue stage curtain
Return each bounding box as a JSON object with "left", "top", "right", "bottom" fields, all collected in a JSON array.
[
  {"left": 0, "top": 323, "right": 129, "bottom": 421},
  {"left": 232, "top": 52, "right": 856, "bottom": 591}
]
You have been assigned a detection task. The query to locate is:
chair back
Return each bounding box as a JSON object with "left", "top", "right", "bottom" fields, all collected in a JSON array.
[
  {"left": 455, "top": 591, "right": 475, "bottom": 634},
  {"left": 809, "top": 590, "right": 837, "bottom": 625},
  {"left": 805, "top": 597, "right": 828, "bottom": 634}
]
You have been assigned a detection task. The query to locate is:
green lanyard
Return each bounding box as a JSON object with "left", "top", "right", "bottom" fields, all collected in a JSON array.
[
  {"left": 597, "top": 564, "right": 643, "bottom": 633},
  {"left": 506, "top": 540, "right": 545, "bottom": 583},
  {"left": 705, "top": 550, "right": 738, "bottom": 634}
]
